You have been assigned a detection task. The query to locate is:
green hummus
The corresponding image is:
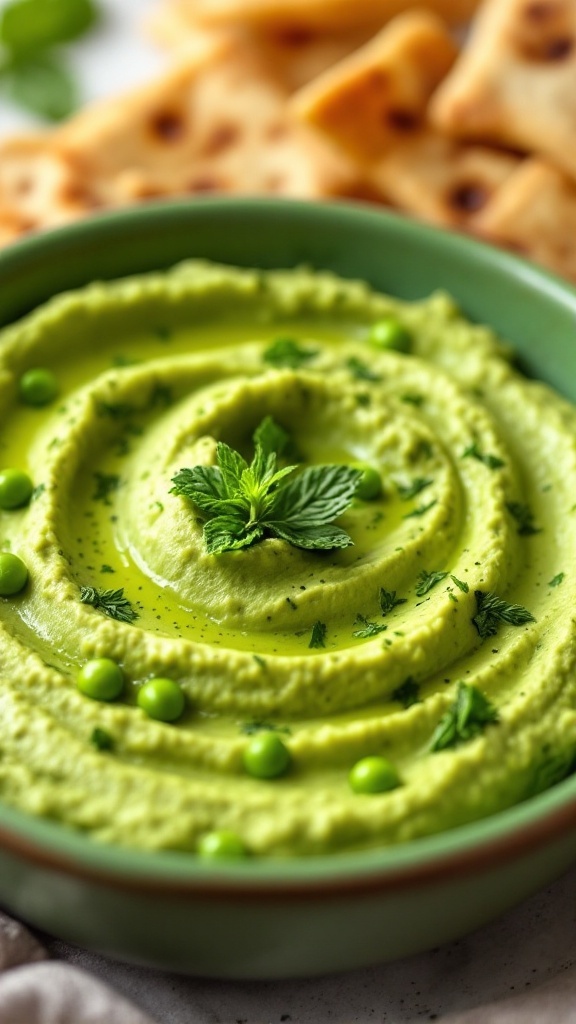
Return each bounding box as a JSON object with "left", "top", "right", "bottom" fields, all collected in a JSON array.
[{"left": 0, "top": 260, "right": 575, "bottom": 856}]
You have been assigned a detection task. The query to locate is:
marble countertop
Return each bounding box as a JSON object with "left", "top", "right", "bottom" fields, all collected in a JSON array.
[{"left": 1, "top": 3, "right": 575, "bottom": 1019}]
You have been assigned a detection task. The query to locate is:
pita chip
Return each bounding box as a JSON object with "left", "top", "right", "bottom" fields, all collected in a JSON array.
[
  {"left": 291, "top": 11, "right": 520, "bottom": 228},
  {"left": 291, "top": 10, "right": 459, "bottom": 162},
  {"left": 431, "top": 0, "right": 576, "bottom": 183},
  {"left": 0, "top": 136, "right": 99, "bottom": 234},
  {"left": 471, "top": 158, "right": 576, "bottom": 282},
  {"left": 146, "top": 0, "right": 374, "bottom": 91},
  {"left": 53, "top": 35, "right": 359, "bottom": 203},
  {"left": 371, "top": 135, "right": 521, "bottom": 228},
  {"left": 188, "top": 0, "right": 479, "bottom": 31}
]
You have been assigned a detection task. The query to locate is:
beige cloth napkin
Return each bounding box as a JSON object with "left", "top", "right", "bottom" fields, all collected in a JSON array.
[{"left": 0, "top": 912, "right": 156, "bottom": 1024}]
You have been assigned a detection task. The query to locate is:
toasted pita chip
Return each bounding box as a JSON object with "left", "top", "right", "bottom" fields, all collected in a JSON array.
[
  {"left": 0, "top": 206, "right": 30, "bottom": 247},
  {"left": 0, "top": 136, "right": 99, "bottom": 234},
  {"left": 431, "top": 0, "right": 576, "bottom": 182},
  {"left": 371, "top": 135, "right": 521, "bottom": 228},
  {"left": 147, "top": 0, "right": 374, "bottom": 91},
  {"left": 471, "top": 158, "right": 576, "bottom": 281},
  {"left": 291, "top": 10, "right": 459, "bottom": 162},
  {"left": 52, "top": 35, "right": 358, "bottom": 203},
  {"left": 188, "top": 0, "right": 479, "bottom": 31}
]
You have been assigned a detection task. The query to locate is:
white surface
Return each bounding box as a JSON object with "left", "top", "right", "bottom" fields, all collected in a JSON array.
[{"left": 1, "top": 4, "right": 575, "bottom": 1021}]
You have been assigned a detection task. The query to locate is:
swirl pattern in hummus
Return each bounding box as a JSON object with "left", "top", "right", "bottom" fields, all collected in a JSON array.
[{"left": 0, "top": 260, "right": 575, "bottom": 855}]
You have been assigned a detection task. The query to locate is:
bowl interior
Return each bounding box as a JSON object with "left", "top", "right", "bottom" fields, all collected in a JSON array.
[{"left": 1, "top": 197, "right": 576, "bottom": 885}]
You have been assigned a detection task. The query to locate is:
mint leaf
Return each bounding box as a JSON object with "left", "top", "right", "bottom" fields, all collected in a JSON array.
[
  {"left": 472, "top": 590, "right": 535, "bottom": 639},
  {"left": 272, "top": 464, "right": 360, "bottom": 527},
  {"left": 267, "top": 522, "right": 353, "bottom": 550},
  {"left": 253, "top": 415, "right": 290, "bottom": 458},
  {"left": 172, "top": 418, "right": 360, "bottom": 554},
  {"left": 1, "top": 53, "right": 76, "bottom": 120},
  {"left": 0, "top": 0, "right": 98, "bottom": 54},
  {"left": 217, "top": 442, "right": 248, "bottom": 495},
  {"left": 431, "top": 682, "right": 499, "bottom": 751},
  {"left": 170, "top": 464, "right": 226, "bottom": 513}
]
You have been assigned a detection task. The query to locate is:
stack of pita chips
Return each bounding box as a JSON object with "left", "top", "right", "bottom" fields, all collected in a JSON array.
[{"left": 1, "top": 0, "right": 576, "bottom": 283}]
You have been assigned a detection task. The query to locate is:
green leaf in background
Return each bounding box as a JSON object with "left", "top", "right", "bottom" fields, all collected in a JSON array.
[
  {"left": 1, "top": 53, "right": 77, "bottom": 121},
  {"left": 0, "top": 0, "right": 98, "bottom": 55}
]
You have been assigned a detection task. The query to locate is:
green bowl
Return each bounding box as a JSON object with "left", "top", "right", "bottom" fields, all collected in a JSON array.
[{"left": 1, "top": 199, "right": 576, "bottom": 979}]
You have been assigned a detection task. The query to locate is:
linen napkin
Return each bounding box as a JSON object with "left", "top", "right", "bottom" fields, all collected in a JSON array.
[{"left": 0, "top": 912, "right": 156, "bottom": 1024}]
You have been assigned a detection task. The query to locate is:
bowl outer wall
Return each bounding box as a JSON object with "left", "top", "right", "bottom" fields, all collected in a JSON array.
[{"left": 0, "top": 198, "right": 576, "bottom": 975}]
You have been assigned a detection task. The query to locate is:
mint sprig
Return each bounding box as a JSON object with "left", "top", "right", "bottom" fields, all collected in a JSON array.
[{"left": 171, "top": 417, "right": 361, "bottom": 555}]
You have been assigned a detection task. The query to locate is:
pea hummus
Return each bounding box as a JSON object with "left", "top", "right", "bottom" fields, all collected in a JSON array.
[{"left": 0, "top": 260, "right": 575, "bottom": 857}]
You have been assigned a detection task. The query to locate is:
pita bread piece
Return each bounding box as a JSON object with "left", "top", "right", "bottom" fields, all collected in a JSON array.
[
  {"left": 147, "top": 0, "right": 375, "bottom": 91},
  {"left": 471, "top": 158, "right": 576, "bottom": 282},
  {"left": 54, "top": 36, "right": 359, "bottom": 202},
  {"left": 188, "top": 0, "right": 479, "bottom": 31},
  {"left": 431, "top": 0, "right": 576, "bottom": 182},
  {"left": 291, "top": 10, "right": 459, "bottom": 162},
  {"left": 372, "top": 135, "right": 521, "bottom": 228},
  {"left": 0, "top": 136, "right": 99, "bottom": 236}
]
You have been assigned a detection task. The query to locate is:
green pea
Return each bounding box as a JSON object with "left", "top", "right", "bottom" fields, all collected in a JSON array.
[
  {"left": 0, "top": 468, "right": 33, "bottom": 510},
  {"left": 137, "top": 677, "right": 185, "bottom": 722},
  {"left": 243, "top": 732, "right": 291, "bottom": 779},
  {"left": 0, "top": 552, "right": 28, "bottom": 596},
  {"left": 349, "top": 756, "right": 401, "bottom": 794},
  {"left": 368, "top": 319, "right": 412, "bottom": 353},
  {"left": 197, "top": 830, "right": 247, "bottom": 859},
  {"left": 353, "top": 463, "right": 382, "bottom": 501},
  {"left": 19, "top": 368, "right": 59, "bottom": 406},
  {"left": 77, "top": 658, "right": 124, "bottom": 702}
]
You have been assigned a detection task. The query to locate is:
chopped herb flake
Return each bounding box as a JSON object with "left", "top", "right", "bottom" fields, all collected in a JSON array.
[
  {"left": 391, "top": 677, "right": 420, "bottom": 708},
  {"left": 506, "top": 501, "right": 541, "bottom": 536},
  {"left": 263, "top": 337, "right": 317, "bottom": 369},
  {"left": 240, "top": 720, "right": 291, "bottom": 736},
  {"left": 404, "top": 500, "right": 437, "bottom": 519},
  {"left": 90, "top": 726, "right": 114, "bottom": 751},
  {"left": 549, "top": 573, "right": 565, "bottom": 588},
  {"left": 92, "top": 472, "right": 120, "bottom": 505},
  {"left": 472, "top": 590, "right": 535, "bottom": 639},
  {"left": 352, "top": 614, "right": 388, "bottom": 639},
  {"left": 396, "top": 477, "right": 433, "bottom": 501},
  {"left": 379, "top": 588, "right": 407, "bottom": 615},
  {"left": 346, "top": 356, "right": 382, "bottom": 382},
  {"left": 309, "top": 620, "right": 327, "bottom": 648},
  {"left": 415, "top": 569, "right": 448, "bottom": 597},
  {"left": 80, "top": 586, "right": 138, "bottom": 624},
  {"left": 463, "top": 442, "right": 505, "bottom": 470},
  {"left": 430, "top": 682, "right": 499, "bottom": 751}
]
